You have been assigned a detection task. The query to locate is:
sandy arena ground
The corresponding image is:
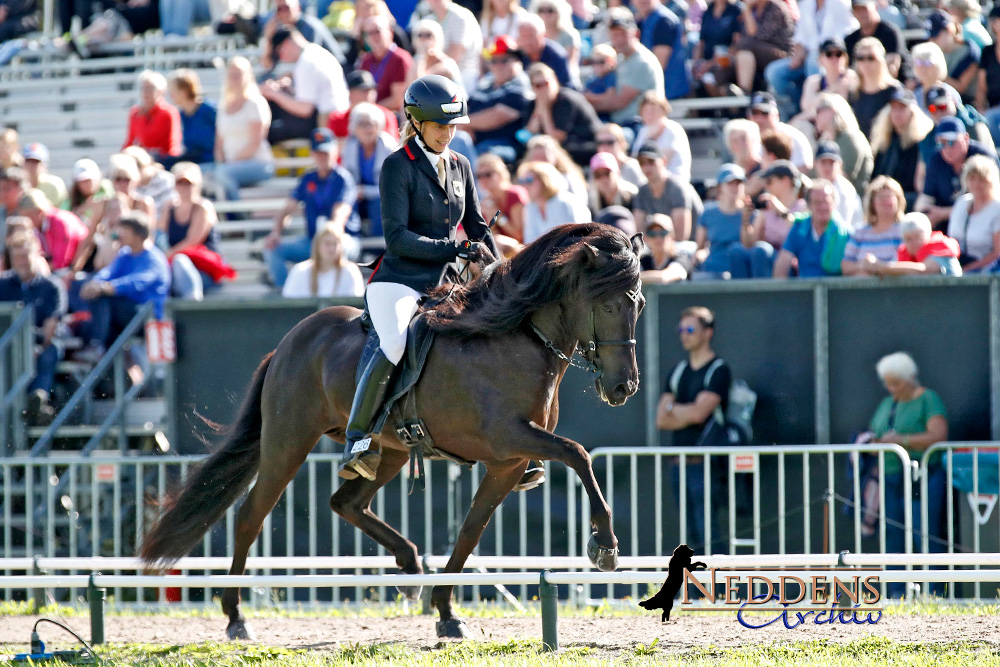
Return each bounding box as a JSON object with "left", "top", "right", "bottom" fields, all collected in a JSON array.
[{"left": 3, "top": 612, "right": 1000, "bottom": 657}]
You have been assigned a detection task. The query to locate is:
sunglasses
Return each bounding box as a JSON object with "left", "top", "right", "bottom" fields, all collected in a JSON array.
[
  {"left": 928, "top": 103, "right": 950, "bottom": 114},
  {"left": 489, "top": 57, "right": 515, "bottom": 65},
  {"left": 476, "top": 170, "right": 496, "bottom": 179},
  {"left": 593, "top": 169, "right": 613, "bottom": 179},
  {"left": 914, "top": 58, "right": 934, "bottom": 67},
  {"left": 113, "top": 176, "right": 131, "bottom": 183},
  {"left": 678, "top": 325, "right": 698, "bottom": 335},
  {"left": 538, "top": 5, "right": 556, "bottom": 11},
  {"left": 855, "top": 54, "right": 876, "bottom": 62},
  {"left": 646, "top": 228, "right": 670, "bottom": 238},
  {"left": 416, "top": 31, "right": 433, "bottom": 38},
  {"left": 531, "top": 80, "right": 548, "bottom": 89},
  {"left": 937, "top": 138, "right": 959, "bottom": 148},
  {"left": 823, "top": 49, "right": 844, "bottom": 58},
  {"left": 518, "top": 175, "right": 536, "bottom": 185},
  {"left": 597, "top": 138, "right": 616, "bottom": 146}
]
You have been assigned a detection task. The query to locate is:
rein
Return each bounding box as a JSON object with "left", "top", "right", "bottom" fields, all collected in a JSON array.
[{"left": 529, "top": 282, "right": 642, "bottom": 376}]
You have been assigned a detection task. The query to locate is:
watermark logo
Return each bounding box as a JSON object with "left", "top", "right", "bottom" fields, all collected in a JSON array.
[{"left": 639, "top": 544, "right": 882, "bottom": 628}]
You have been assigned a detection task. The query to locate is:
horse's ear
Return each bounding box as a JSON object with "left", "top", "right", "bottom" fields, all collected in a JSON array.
[
  {"left": 581, "top": 243, "right": 601, "bottom": 264},
  {"left": 630, "top": 233, "right": 644, "bottom": 255}
]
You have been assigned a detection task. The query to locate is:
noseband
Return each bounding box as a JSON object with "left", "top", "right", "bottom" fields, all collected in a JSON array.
[{"left": 529, "top": 282, "right": 641, "bottom": 376}]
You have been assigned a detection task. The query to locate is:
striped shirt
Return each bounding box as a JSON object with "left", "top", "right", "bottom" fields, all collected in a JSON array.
[{"left": 842, "top": 224, "right": 902, "bottom": 263}]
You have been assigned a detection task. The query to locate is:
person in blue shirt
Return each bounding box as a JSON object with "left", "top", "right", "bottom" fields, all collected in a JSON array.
[
  {"left": 773, "top": 179, "right": 851, "bottom": 278},
  {"left": 467, "top": 36, "right": 535, "bottom": 163},
  {"left": 633, "top": 0, "right": 689, "bottom": 99},
  {"left": 265, "top": 128, "right": 360, "bottom": 289},
  {"left": 164, "top": 69, "right": 217, "bottom": 169},
  {"left": 517, "top": 15, "right": 576, "bottom": 89},
  {"left": 77, "top": 212, "right": 171, "bottom": 362},
  {"left": 0, "top": 230, "right": 65, "bottom": 424},
  {"left": 916, "top": 116, "right": 999, "bottom": 230}
]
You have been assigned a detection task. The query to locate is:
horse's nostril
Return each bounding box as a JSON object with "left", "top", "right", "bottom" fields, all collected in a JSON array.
[{"left": 614, "top": 383, "right": 629, "bottom": 399}]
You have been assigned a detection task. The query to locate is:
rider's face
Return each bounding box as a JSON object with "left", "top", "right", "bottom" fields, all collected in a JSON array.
[{"left": 419, "top": 120, "right": 456, "bottom": 153}]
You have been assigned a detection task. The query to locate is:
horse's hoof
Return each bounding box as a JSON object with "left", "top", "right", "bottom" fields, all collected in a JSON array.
[
  {"left": 587, "top": 533, "right": 619, "bottom": 572},
  {"left": 436, "top": 618, "right": 470, "bottom": 639},
  {"left": 226, "top": 619, "right": 256, "bottom": 641},
  {"left": 396, "top": 584, "right": 423, "bottom": 602}
]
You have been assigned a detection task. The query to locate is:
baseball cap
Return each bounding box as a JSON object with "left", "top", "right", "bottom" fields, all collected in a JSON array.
[
  {"left": 935, "top": 116, "right": 967, "bottom": 140},
  {"left": 815, "top": 141, "right": 842, "bottom": 162},
  {"left": 589, "top": 152, "right": 619, "bottom": 173},
  {"left": 595, "top": 205, "right": 636, "bottom": 235},
  {"left": 819, "top": 37, "right": 846, "bottom": 54},
  {"left": 851, "top": 0, "right": 876, "bottom": 7},
  {"left": 22, "top": 142, "right": 49, "bottom": 163},
  {"left": 644, "top": 213, "right": 674, "bottom": 233},
  {"left": 925, "top": 9, "right": 953, "bottom": 39},
  {"left": 271, "top": 26, "right": 294, "bottom": 52},
  {"left": 925, "top": 85, "right": 956, "bottom": 109},
  {"left": 990, "top": 3, "right": 1000, "bottom": 20},
  {"left": 483, "top": 34, "right": 522, "bottom": 60},
  {"left": 716, "top": 163, "right": 746, "bottom": 184},
  {"left": 635, "top": 142, "right": 664, "bottom": 160},
  {"left": 889, "top": 86, "right": 916, "bottom": 105},
  {"left": 760, "top": 159, "right": 800, "bottom": 182},
  {"left": 347, "top": 70, "right": 376, "bottom": 91},
  {"left": 72, "top": 158, "right": 102, "bottom": 183},
  {"left": 311, "top": 127, "right": 335, "bottom": 152},
  {"left": 749, "top": 91, "right": 777, "bottom": 114},
  {"left": 607, "top": 7, "right": 638, "bottom": 30}
]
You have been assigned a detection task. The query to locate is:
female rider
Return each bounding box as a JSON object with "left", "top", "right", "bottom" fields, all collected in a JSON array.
[{"left": 339, "top": 75, "right": 500, "bottom": 482}]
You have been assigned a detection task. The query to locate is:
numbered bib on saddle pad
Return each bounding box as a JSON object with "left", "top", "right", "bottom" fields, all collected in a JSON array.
[{"left": 351, "top": 437, "right": 372, "bottom": 453}]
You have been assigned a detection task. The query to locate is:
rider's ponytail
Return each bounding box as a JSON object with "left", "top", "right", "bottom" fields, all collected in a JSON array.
[{"left": 398, "top": 119, "right": 418, "bottom": 150}]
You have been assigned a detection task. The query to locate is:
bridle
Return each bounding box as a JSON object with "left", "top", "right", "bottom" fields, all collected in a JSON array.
[{"left": 529, "top": 281, "right": 641, "bottom": 376}]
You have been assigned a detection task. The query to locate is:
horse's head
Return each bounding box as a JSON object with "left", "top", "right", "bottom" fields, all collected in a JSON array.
[{"left": 563, "top": 230, "right": 646, "bottom": 406}]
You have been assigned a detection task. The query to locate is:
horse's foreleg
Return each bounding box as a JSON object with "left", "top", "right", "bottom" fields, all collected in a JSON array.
[
  {"left": 509, "top": 421, "right": 617, "bottom": 557},
  {"left": 330, "top": 447, "right": 423, "bottom": 598},
  {"left": 431, "top": 461, "right": 525, "bottom": 639}
]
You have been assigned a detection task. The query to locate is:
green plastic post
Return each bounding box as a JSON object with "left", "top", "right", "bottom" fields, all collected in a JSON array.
[
  {"left": 88, "top": 574, "right": 105, "bottom": 645},
  {"left": 540, "top": 570, "right": 559, "bottom": 652}
]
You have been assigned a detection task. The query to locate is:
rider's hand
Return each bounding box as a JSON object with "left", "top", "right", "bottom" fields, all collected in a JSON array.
[{"left": 456, "top": 240, "right": 488, "bottom": 262}]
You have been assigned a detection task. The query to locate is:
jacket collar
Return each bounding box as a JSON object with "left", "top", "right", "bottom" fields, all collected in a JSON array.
[{"left": 405, "top": 136, "right": 452, "bottom": 193}]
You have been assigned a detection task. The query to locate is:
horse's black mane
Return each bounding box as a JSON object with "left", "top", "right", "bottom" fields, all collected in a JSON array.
[{"left": 423, "top": 223, "right": 640, "bottom": 338}]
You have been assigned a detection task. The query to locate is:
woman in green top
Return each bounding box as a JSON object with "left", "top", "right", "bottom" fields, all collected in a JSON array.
[{"left": 869, "top": 351, "right": 949, "bottom": 597}]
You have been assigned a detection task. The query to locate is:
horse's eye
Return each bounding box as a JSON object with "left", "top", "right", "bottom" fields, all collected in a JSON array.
[{"left": 602, "top": 303, "right": 613, "bottom": 314}]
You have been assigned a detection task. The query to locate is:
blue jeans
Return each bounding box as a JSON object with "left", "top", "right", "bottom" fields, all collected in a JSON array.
[
  {"left": 764, "top": 56, "right": 820, "bottom": 120},
  {"left": 170, "top": 253, "right": 204, "bottom": 301},
  {"left": 159, "top": 0, "right": 211, "bottom": 35},
  {"left": 883, "top": 464, "right": 948, "bottom": 597},
  {"left": 728, "top": 242, "right": 776, "bottom": 279},
  {"left": 984, "top": 107, "right": 1000, "bottom": 149},
  {"left": 670, "top": 461, "right": 721, "bottom": 553},
  {"left": 266, "top": 236, "right": 312, "bottom": 288},
  {"left": 205, "top": 160, "right": 274, "bottom": 201},
  {"left": 87, "top": 295, "right": 140, "bottom": 348},
  {"left": 30, "top": 343, "right": 59, "bottom": 394}
]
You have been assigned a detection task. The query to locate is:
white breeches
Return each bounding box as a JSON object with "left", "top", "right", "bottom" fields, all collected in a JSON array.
[{"left": 366, "top": 282, "right": 422, "bottom": 365}]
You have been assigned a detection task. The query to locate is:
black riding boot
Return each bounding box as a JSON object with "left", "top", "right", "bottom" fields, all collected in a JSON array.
[{"left": 339, "top": 348, "right": 396, "bottom": 481}]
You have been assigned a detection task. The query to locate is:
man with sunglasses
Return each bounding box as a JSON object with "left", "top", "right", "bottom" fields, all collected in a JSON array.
[
  {"left": 917, "top": 85, "right": 994, "bottom": 166},
  {"left": 656, "top": 306, "right": 732, "bottom": 552},
  {"left": 638, "top": 214, "right": 691, "bottom": 283},
  {"left": 917, "top": 116, "right": 999, "bottom": 229},
  {"left": 747, "top": 92, "right": 813, "bottom": 173},
  {"left": 466, "top": 36, "right": 533, "bottom": 162}
]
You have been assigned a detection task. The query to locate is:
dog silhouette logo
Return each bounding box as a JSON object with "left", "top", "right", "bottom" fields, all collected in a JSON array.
[{"left": 639, "top": 544, "right": 707, "bottom": 622}]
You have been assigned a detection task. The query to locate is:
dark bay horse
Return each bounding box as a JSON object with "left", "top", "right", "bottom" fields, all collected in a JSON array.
[{"left": 140, "top": 223, "right": 645, "bottom": 640}]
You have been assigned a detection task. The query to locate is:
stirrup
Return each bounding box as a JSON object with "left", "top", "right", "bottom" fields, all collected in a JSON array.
[{"left": 339, "top": 437, "right": 381, "bottom": 481}]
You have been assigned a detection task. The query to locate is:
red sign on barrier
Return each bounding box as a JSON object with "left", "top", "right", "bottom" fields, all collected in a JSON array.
[
  {"left": 95, "top": 464, "right": 116, "bottom": 482},
  {"left": 146, "top": 320, "right": 176, "bottom": 364},
  {"left": 734, "top": 455, "right": 756, "bottom": 473}
]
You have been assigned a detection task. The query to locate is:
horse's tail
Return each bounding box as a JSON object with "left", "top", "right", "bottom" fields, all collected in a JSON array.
[{"left": 139, "top": 351, "right": 273, "bottom": 566}]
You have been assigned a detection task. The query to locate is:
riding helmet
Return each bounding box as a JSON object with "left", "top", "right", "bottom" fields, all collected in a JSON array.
[{"left": 403, "top": 75, "right": 470, "bottom": 125}]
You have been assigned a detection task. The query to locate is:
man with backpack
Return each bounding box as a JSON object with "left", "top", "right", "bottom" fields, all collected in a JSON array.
[{"left": 656, "top": 306, "right": 732, "bottom": 553}]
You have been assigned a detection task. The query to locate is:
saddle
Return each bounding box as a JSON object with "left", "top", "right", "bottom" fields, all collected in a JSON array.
[{"left": 358, "top": 309, "right": 475, "bottom": 486}]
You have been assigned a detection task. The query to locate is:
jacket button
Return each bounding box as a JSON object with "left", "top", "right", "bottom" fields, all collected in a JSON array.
[
  {"left": 445, "top": 218, "right": 450, "bottom": 224},
  {"left": 444, "top": 199, "right": 449, "bottom": 205}
]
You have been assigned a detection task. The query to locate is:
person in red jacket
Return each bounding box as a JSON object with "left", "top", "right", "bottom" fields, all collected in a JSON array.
[
  {"left": 123, "top": 71, "right": 182, "bottom": 162},
  {"left": 865, "top": 212, "right": 963, "bottom": 276}
]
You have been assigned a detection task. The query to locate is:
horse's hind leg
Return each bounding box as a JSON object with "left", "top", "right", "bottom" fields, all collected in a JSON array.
[
  {"left": 507, "top": 421, "right": 618, "bottom": 569},
  {"left": 430, "top": 460, "right": 525, "bottom": 639},
  {"left": 329, "top": 447, "right": 422, "bottom": 599},
  {"left": 222, "top": 430, "right": 315, "bottom": 640}
]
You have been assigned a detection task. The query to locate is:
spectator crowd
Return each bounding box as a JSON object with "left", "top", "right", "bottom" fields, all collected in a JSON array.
[{"left": 4, "top": 0, "right": 1000, "bottom": 420}]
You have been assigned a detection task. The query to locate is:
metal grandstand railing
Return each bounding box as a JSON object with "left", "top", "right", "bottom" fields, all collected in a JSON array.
[
  {"left": 0, "top": 305, "right": 35, "bottom": 456},
  {"left": 29, "top": 302, "right": 154, "bottom": 457}
]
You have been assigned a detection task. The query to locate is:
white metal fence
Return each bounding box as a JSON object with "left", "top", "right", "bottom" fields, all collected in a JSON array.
[{"left": 2, "top": 441, "right": 998, "bottom": 606}]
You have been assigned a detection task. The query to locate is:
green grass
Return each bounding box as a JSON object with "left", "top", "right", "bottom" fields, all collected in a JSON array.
[{"left": 3, "top": 637, "right": 1000, "bottom": 667}]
